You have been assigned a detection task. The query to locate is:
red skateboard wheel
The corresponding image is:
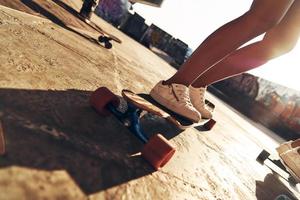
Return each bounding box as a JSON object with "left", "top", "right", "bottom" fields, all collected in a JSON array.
[
  {"left": 203, "top": 119, "right": 216, "bottom": 130},
  {"left": 141, "top": 134, "right": 176, "bottom": 170},
  {"left": 90, "top": 87, "right": 120, "bottom": 115}
]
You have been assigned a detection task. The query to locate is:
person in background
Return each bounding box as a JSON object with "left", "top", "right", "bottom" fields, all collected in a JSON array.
[{"left": 95, "top": 0, "right": 132, "bottom": 27}]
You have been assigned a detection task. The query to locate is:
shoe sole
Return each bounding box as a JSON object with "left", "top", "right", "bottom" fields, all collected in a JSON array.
[
  {"left": 192, "top": 103, "right": 213, "bottom": 119},
  {"left": 150, "top": 90, "right": 200, "bottom": 123},
  {"left": 276, "top": 142, "right": 292, "bottom": 155}
]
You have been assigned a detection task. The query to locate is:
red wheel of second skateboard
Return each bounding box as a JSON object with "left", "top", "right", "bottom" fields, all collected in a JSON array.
[
  {"left": 90, "top": 87, "right": 120, "bottom": 115},
  {"left": 141, "top": 134, "right": 176, "bottom": 170}
]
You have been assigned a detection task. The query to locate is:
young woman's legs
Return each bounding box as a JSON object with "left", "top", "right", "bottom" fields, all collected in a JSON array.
[
  {"left": 150, "top": 0, "right": 295, "bottom": 121},
  {"left": 191, "top": 0, "right": 300, "bottom": 87},
  {"left": 164, "top": 0, "right": 295, "bottom": 86}
]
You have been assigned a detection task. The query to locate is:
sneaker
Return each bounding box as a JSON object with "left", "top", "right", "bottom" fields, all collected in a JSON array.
[
  {"left": 280, "top": 147, "right": 300, "bottom": 182},
  {"left": 150, "top": 81, "right": 201, "bottom": 122},
  {"left": 276, "top": 139, "right": 300, "bottom": 155},
  {"left": 189, "top": 86, "right": 213, "bottom": 119}
]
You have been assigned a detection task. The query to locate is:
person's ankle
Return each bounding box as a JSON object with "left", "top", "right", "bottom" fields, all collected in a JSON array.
[
  {"left": 163, "top": 79, "right": 190, "bottom": 87},
  {"left": 190, "top": 84, "right": 207, "bottom": 89},
  {"left": 161, "top": 80, "right": 168, "bottom": 85},
  {"left": 291, "top": 139, "right": 300, "bottom": 148}
]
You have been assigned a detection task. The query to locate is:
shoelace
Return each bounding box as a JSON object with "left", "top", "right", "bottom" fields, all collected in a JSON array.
[
  {"left": 197, "top": 89, "right": 205, "bottom": 106},
  {"left": 171, "top": 85, "right": 194, "bottom": 108}
]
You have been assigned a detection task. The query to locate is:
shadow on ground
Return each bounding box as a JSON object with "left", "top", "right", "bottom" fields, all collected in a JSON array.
[
  {"left": 0, "top": 87, "right": 183, "bottom": 194},
  {"left": 0, "top": 0, "right": 104, "bottom": 47},
  {"left": 256, "top": 173, "right": 299, "bottom": 200}
]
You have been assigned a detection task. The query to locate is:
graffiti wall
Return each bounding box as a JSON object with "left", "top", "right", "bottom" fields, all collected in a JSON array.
[
  {"left": 119, "top": 12, "right": 148, "bottom": 41},
  {"left": 212, "top": 73, "right": 300, "bottom": 135},
  {"left": 256, "top": 78, "right": 300, "bottom": 132},
  {"left": 139, "top": 24, "right": 189, "bottom": 66},
  {"left": 144, "top": 24, "right": 173, "bottom": 50}
]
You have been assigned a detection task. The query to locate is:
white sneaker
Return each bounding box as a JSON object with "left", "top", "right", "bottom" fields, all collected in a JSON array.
[
  {"left": 276, "top": 139, "right": 300, "bottom": 155},
  {"left": 150, "top": 81, "right": 201, "bottom": 122},
  {"left": 189, "top": 86, "right": 213, "bottom": 119},
  {"left": 280, "top": 147, "right": 300, "bottom": 182}
]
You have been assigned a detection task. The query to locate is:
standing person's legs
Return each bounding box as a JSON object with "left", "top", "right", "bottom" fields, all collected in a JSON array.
[
  {"left": 189, "top": 0, "right": 299, "bottom": 119},
  {"left": 191, "top": 0, "right": 300, "bottom": 88},
  {"left": 150, "top": 0, "right": 295, "bottom": 121},
  {"left": 164, "top": 0, "right": 295, "bottom": 86}
]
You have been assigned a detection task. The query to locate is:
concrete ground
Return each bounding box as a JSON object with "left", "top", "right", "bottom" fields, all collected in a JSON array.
[{"left": 0, "top": 1, "right": 299, "bottom": 199}]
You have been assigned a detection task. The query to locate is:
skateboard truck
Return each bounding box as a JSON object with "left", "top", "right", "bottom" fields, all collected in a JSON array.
[
  {"left": 90, "top": 87, "right": 176, "bottom": 170},
  {"left": 256, "top": 149, "right": 298, "bottom": 185}
]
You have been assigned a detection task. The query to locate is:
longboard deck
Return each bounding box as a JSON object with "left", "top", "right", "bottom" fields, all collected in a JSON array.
[{"left": 122, "top": 90, "right": 215, "bottom": 130}]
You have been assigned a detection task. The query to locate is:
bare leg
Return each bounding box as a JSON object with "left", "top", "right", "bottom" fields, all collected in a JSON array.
[
  {"left": 192, "top": 0, "right": 300, "bottom": 87},
  {"left": 164, "top": 0, "right": 295, "bottom": 86}
]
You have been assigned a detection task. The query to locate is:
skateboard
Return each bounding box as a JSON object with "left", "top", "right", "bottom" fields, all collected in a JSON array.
[
  {"left": 90, "top": 87, "right": 216, "bottom": 170},
  {"left": 77, "top": 14, "right": 122, "bottom": 49},
  {"left": 256, "top": 149, "right": 300, "bottom": 185},
  {"left": 0, "top": 121, "right": 5, "bottom": 155}
]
